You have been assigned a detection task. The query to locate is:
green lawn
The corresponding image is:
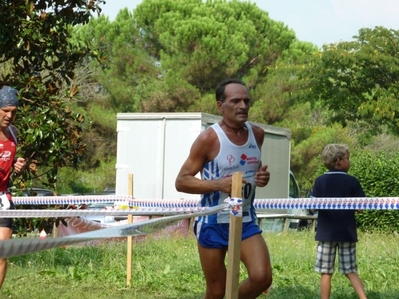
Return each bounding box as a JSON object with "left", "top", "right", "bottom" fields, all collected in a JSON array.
[{"left": 2, "top": 231, "right": 399, "bottom": 298}]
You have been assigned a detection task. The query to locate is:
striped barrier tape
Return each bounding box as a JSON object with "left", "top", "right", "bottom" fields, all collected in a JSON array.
[
  {"left": 11, "top": 195, "right": 134, "bottom": 205},
  {"left": 2, "top": 196, "right": 399, "bottom": 259},
  {"left": 11, "top": 196, "right": 399, "bottom": 210},
  {"left": 131, "top": 197, "right": 399, "bottom": 210},
  {"left": 253, "top": 197, "right": 399, "bottom": 210},
  {"left": 0, "top": 204, "right": 226, "bottom": 259},
  {"left": 224, "top": 197, "right": 243, "bottom": 216}
]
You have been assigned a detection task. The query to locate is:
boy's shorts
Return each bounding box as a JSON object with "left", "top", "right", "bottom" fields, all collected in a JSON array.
[
  {"left": 314, "top": 241, "right": 357, "bottom": 274},
  {"left": 194, "top": 221, "right": 262, "bottom": 249}
]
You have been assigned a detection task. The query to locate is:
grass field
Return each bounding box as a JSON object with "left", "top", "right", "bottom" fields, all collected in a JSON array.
[{"left": 2, "top": 230, "right": 399, "bottom": 299}]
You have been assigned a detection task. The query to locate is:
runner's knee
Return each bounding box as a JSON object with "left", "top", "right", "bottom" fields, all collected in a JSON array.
[{"left": 249, "top": 270, "right": 272, "bottom": 290}]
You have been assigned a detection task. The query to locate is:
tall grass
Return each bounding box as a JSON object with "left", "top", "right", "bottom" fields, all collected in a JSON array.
[{"left": 2, "top": 231, "right": 399, "bottom": 298}]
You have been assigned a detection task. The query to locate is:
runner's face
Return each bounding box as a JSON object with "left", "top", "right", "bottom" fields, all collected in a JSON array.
[
  {"left": 218, "top": 83, "right": 250, "bottom": 123},
  {"left": 0, "top": 106, "right": 17, "bottom": 128}
]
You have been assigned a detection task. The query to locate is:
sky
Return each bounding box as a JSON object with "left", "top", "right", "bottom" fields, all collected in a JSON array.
[{"left": 100, "top": 0, "right": 399, "bottom": 48}]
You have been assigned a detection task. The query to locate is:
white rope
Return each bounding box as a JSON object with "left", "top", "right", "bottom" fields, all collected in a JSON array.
[
  {"left": 0, "top": 204, "right": 227, "bottom": 259},
  {"left": 3, "top": 195, "right": 398, "bottom": 259},
  {"left": 0, "top": 207, "right": 210, "bottom": 218}
]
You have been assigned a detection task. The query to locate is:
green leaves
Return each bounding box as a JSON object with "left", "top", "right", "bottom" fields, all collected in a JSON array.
[
  {"left": 132, "top": 0, "right": 297, "bottom": 107},
  {"left": 349, "top": 151, "right": 399, "bottom": 232},
  {"left": 0, "top": 1, "right": 105, "bottom": 188},
  {"left": 304, "top": 27, "right": 399, "bottom": 135}
]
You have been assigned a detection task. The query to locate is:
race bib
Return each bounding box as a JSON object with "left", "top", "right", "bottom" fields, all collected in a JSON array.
[{"left": 0, "top": 193, "right": 11, "bottom": 210}]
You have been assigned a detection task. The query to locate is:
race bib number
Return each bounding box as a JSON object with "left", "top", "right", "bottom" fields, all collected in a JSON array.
[{"left": 242, "top": 182, "right": 254, "bottom": 200}]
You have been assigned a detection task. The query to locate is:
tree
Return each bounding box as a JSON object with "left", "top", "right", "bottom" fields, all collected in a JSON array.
[
  {"left": 0, "top": 0, "right": 104, "bottom": 188},
  {"left": 248, "top": 40, "right": 318, "bottom": 124},
  {"left": 304, "top": 27, "right": 399, "bottom": 137},
  {"left": 76, "top": 0, "right": 327, "bottom": 190},
  {"left": 72, "top": 9, "right": 165, "bottom": 113},
  {"left": 132, "top": 0, "right": 297, "bottom": 111}
]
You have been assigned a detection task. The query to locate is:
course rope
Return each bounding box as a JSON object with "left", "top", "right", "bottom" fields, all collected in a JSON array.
[
  {"left": 11, "top": 195, "right": 399, "bottom": 210},
  {"left": 253, "top": 197, "right": 399, "bottom": 210},
  {"left": 12, "top": 195, "right": 134, "bottom": 205},
  {"left": 3, "top": 196, "right": 399, "bottom": 259},
  {"left": 0, "top": 204, "right": 226, "bottom": 259},
  {"left": 0, "top": 208, "right": 207, "bottom": 218}
]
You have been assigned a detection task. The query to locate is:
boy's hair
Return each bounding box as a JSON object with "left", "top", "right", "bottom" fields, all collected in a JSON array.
[
  {"left": 215, "top": 78, "right": 246, "bottom": 102},
  {"left": 321, "top": 144, "right": 349, "bottom": 170}
]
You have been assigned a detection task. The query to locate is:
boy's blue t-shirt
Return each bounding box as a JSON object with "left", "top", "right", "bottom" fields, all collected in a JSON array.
[{"left": 311, "top": 170, "right": 365, "bottom": 242}]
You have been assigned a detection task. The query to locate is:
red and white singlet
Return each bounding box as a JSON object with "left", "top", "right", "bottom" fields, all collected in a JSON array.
[{"left": 0, "top": 128, "right": 17, "bottom": 191}]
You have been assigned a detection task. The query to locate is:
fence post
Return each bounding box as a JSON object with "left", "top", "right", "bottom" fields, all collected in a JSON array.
[
  {"left": 225, "top": 172, "right": 243, "bottom": 299},
  {"left": 52, "top": 222, "right": 59, "bottom": 237},
  {"left": 126, "top": 173, "right": 134, "bottom": 286},
  {"left": 283, "top": 217, "right": 290, "bottom": 232}
]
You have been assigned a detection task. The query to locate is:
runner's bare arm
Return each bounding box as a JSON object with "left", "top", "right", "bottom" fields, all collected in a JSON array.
[{"left": 175, "top": 129, "right": 232, "bottom": 194}]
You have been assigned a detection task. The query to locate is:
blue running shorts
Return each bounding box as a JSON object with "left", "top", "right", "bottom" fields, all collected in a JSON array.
[{"left": 194, "top": 221, "right": 262, "bottom": 249}]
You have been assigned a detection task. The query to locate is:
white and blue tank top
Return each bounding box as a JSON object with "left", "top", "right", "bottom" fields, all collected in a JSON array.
[{"left": 198, "top": 122, "right": 261, "bottom": 224}]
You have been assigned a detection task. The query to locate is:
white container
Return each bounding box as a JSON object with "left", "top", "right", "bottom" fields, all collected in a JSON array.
[{"left": 115, "top": 112, "right": 292, "bottom": 202}]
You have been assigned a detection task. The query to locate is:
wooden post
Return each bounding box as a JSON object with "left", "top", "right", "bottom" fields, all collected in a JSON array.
[
  {"left": 126, "top": 174, "right": 134, "bottom": 286},
  {"left": 52, "top": 222, "right": 59, "bottom": 238},
  {"left": 225, "top": 172, "right": 243, "bottom": 299},
  {"left": 283, "top": 217, "right": 290, "bottom": 232}
]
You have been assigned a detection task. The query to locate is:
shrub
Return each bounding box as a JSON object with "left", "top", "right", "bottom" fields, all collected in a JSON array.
[{"left": 350, "top": 151, "right": 399, "bottom": 232}]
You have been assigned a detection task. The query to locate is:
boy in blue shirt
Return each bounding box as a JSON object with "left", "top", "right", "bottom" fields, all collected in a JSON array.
[{"left": 311, "top": 144, "right": 367, "bottom": 299}]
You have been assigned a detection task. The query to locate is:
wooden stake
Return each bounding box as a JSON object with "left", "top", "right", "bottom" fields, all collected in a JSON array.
[
  {"left": 52, "top": 222, "right": 59, "bottom": 238},
  {"left": 225, "top": 172, "right": 243, "bottom": 299},
  {"left": 126, "top": 173, "right": 134, "bottom": 286}
]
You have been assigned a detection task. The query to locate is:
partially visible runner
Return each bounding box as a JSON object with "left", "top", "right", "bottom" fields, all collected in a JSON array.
[
  {"left": 175, "top": 78, "right": 272, "bottom": 299},
  {"left": 311, "top": 144, "right": 367, "bottom": 299},
  {"left": 0, "top": 86, "right": 26, "bottom": 288}
]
